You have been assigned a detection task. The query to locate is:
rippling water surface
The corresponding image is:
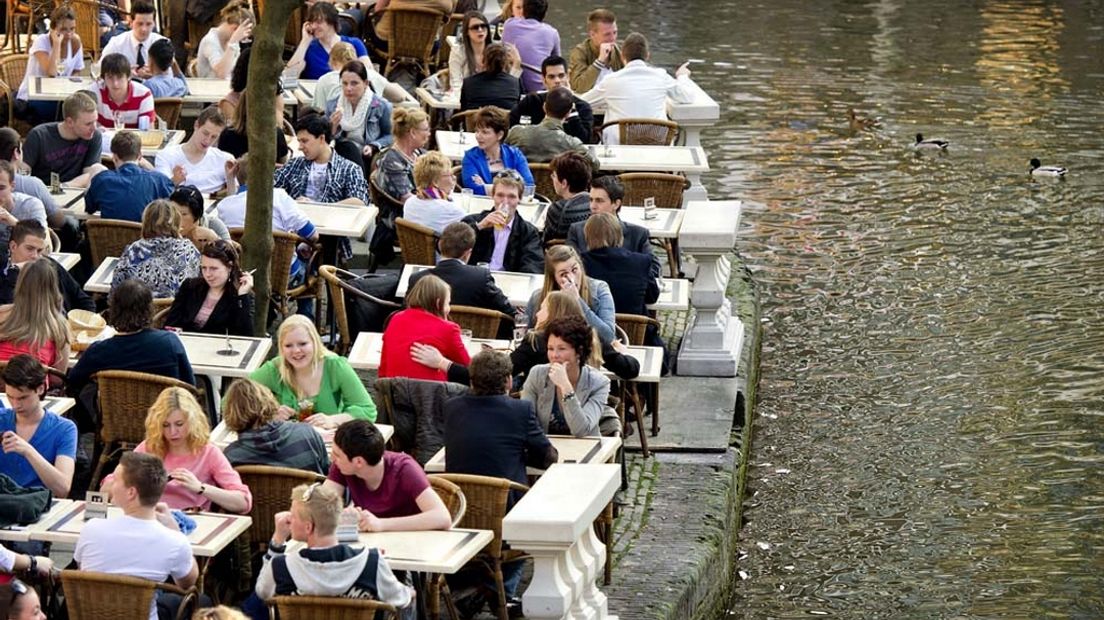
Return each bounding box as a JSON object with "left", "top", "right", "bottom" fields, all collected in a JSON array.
[{"left": 545, "top": 0, "right": 1104, "bottom": 616}]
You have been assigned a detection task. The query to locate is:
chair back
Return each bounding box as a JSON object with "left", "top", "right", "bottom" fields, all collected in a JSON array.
[
  {"left": 69, "top": 0, "right": 102, "bottom": 59},
  {"left": 394, "top": 217, "right": 438, "bottom": 266},
  {"left": 369, "top": 175, "right": 405, "bottom": 222},
  {"left": 428, "top": 474, "right": 467, "bottom": 527},
  {"left": 270, "top": 595, "right": 399, "bottom": 620},
  {"left": 618, "top": 172, "right": 687, "bottom": 210},
  {"left": 528, "top": 162, "right": 555, "bottom": 199},
  {"left": 254, "top": 0, "right": 304, "bottom": 51},
  {"left": 234, "top": 465, "right": 325, "bottom": 549},
  {"left": 61, "top": 569, "right": 193, "bottom": 620},
  {"left": 229, "top": 228, "right": 319, "bottom": 306},
  {"left": 446, "top": 108, "right": 479, "bottom": 133},
  {"left": 436, "top": 13, "right": 465, "bottom": 69},
  {"left": 319, "top": 265, "right": 402, "bottom": 354},
  {"left": 0, "top": 53, "right": 30, "bottom": 125},
  {"left": 86, "top": 219, "right": 142, "bottom": 266},
  {"left": 153, "top": 97, "right": 183, "bottom": 129},
  {"left": 600, "top": 118, "right": 679, "bottom": 146},
  {"left": 615, "top": 313, "right": 661, "bottom": 346},
  {"left": 432, "top": 473, "right": 526, "bottom": 559},
  {"left": 447, "top": 304, "right": 513, "bottom": 339},
  {"left": 382, "top": 7, "right": 448, "bottom": 79}
]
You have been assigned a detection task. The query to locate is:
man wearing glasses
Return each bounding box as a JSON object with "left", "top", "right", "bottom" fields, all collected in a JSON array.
[{"left": 462, "top": 171, "right": 544, "bottom": 274}]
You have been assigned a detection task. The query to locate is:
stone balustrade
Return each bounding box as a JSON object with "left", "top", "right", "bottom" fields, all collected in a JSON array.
[
  {"left": 503, "top": 463, "right": 621, "bottom": 620},
  {"left": 670, "top": 78, "right": 720, "bottom": 205},
  {"left": 677, "top": 200, "right": 745, "bottom": 377}
]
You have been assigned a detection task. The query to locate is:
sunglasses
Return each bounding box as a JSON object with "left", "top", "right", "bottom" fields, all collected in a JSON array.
[
  {"left": 301, "top": 481, "right": 321, "bottom": 502},
  {"left": 493, "top": 169, "right": 523, "bottom": 182},
  {"left": 5, "top": 579, "right": 28, "bottom": 611},
  {"left": 468, "top": 23, "right": 489, "bottom": 31}
]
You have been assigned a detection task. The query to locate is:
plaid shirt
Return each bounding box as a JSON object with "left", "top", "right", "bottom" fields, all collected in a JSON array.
[{"left": 273, "top": 152, "right": 369, "bottom": 262}]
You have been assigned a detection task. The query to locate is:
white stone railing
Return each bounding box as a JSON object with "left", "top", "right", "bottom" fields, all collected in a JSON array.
[
  {"left": 502, "top": 463, "right": 621, "bottom": 620},
  {"left": 670, "top": 78, "right": 720, "bottom": 205},
  {"left": 677, "top": 200, "right": 745, "bottom": 377}
]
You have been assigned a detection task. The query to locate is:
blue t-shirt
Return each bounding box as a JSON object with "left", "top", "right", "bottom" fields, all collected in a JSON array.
[
  {"left": 0, "top": 408, "right": 77, "bottom": 489},
  {"left": 302, "top": 36, "right": 368, "bottom": 80}
]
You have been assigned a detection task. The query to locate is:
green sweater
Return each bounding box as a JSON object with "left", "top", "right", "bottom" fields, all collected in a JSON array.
[{"left": 249, "top": 355, "right": 377, "bottom": 422}]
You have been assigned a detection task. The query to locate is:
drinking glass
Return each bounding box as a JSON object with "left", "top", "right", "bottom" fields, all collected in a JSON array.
[{"left": 523, "top": 184, "right": 536, "bottom": 202}]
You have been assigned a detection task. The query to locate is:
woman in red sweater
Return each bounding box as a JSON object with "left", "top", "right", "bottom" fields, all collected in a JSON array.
[{"left": 379, "top": 274, "right": 471, "bottom": 380}]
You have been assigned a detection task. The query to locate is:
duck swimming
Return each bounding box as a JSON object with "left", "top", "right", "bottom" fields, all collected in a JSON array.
[
  {"left": 914, "top": 133, "right": 949, "bottom": 150},
  {"left": 1029, "top": 158, "right": 1067, "bottom": 178}
]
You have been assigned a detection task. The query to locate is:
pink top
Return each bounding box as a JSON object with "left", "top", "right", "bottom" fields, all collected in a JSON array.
[
  {"left": 193, "top": 296, "right": 219, "bottom": 329},
  {"left": 0, "top": 339, "right": 60, "bottom": 369},
  {"left": 103, "top": 442, "right": 253, "bottom": 512}
]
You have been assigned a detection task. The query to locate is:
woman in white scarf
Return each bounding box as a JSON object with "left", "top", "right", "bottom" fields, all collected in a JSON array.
[{"left": 326, "top": 60, "right": 393, "bottom": 175}]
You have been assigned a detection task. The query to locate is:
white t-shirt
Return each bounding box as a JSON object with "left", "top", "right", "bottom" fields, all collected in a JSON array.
[
  {"left": 305, "top": 162, "right": 329, "bottom": 201},
  {"left": 155, "top": 144, "right": 234, "bottom": 194},
  {"left": 74, "top": 515, "right": 194, "bottom": 620},
  {"left": 17, "top": 33, "right": 84, "bottom": 101},
  {"left": 217, "top": 188, "right": 313, "bottom": 235},
  {"left": 196, "top": 28, "right": 239, "bottom": 79},
  {"left": 0, "top": 544, "right": 16, "bottom": 572},
  {"left": 402, "top": 195, "right": 466, "bottom": 234}
]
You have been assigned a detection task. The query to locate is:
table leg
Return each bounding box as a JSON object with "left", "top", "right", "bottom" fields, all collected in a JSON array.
[{"left": 625, "top": 384, "right": 650, "bottom": 458}]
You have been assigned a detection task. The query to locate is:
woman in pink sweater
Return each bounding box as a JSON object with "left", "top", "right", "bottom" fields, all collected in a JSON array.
[{"left": 102, "top": 387, "right": 252, "bottom": 513}]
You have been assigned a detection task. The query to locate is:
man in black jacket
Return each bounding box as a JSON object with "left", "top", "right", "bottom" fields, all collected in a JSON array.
[
  {"left": 579, "top": 213, "right": 659, "bottom": 316},
  {"left": 0, "top": 220, "right": 94, "bottom": 312},
  {"left": 461, "top": 172, "right": 544, "bottom": 274},
  {"left": 409, "top": 222, "right": 516, "bottom": 317},
  {"left": 568, "top": 175, "right": 660, "bottom": 278},
  {"left": 509, "top": 55, "right": 595, "bottom": 144}
]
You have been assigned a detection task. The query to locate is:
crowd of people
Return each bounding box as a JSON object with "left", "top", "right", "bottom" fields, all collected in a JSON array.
[{"left": 0, "top": 0, "right": 694, "bottom": 617}]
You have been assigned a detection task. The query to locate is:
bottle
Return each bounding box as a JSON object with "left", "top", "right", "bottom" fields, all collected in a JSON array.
[{"left": 138, "top": 115, "right": 150, "bottom": 131}]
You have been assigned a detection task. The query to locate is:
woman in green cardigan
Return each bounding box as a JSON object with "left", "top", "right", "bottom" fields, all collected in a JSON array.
[{"left": 250, "top": 315, "right": 377, "bottom": 427}]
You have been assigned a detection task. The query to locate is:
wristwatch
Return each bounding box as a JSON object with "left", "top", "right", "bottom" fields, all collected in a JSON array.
[
  {"left": 563, "top": 391, "right": 576, "bottom": 401},
  {"left": 27, "top": 555, "right": 37, "bottom": 573},
  {"left": 198, "top": 484, "right": 207, "bottom": 495}
]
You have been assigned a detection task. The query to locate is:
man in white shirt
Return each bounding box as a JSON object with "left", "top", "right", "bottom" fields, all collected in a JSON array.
[
  {"left": 217, "top": 154, "right": 320, "bottom": 242},
  {"left": 101, "top": 0, "right": 165, "bottom": 80},
  {"left": 155, "top": 106, "right": 236, "bottom": 195},
  {"left": 74, "top": 451, "right": 199, "bottom": 620},
  {"left": 579, "top": 32, "right": 694, "bottom": 145}
]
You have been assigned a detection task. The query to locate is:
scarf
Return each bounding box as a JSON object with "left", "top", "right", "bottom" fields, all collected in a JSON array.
[{"left": 340, "top": 94, "right": 373, "bottom": 137}]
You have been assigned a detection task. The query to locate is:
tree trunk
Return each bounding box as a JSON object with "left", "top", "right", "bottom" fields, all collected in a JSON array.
[{"left": 241, "top": 0, "right": 302, "bottom": 336}]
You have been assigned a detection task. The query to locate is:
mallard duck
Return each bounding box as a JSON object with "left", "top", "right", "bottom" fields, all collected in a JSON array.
[
  {"left": 847, "top": 108, "right": 879, "bottom": 131},
  {"left": 1029, "top": 158, "right": 1067, "bottom": 177},
  {"left": 914, "top": 133, "right": 949, "bottom": 150}
]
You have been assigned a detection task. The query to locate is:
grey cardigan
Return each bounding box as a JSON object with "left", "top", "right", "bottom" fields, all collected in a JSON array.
[{"left": 520, "top": 364, "right": 609, "bottom": 438}]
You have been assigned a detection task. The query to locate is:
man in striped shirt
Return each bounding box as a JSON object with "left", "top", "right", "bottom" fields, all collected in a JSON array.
[{"left": 94, "top": 53, "right": 156, "bottom": 130}]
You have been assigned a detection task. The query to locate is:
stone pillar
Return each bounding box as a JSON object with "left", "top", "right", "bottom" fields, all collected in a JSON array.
[
  {"left": 678, "top": 200, "right": 745, "bottom": 377},
  {"left": 503, "top": 464, "right": 621, "bottom": 620},
  {"left": 668, "top": 78, "right": 720, "bottom": 205}
]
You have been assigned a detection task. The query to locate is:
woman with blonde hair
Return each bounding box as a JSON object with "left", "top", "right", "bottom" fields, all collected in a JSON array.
[
  {"left": 373, "top": 106, "right": 430, "bottom": 204},
  {"left": 249, "top": 315, "right": 377, "bottom": 428},
  {"left": 196, "top": 1, "right": 254, "bottom": 79},
  {"left": 101, "top": 387, "right": 252, "bottom": 513},
  {"left": 111, "top": 199, "right": 200, "bottom": 299},
  {"left": 403, "top": 151, "right": 465, "bottom": 233},
  {"left": 193, "top": 607, "right": 248, "bottom": 620},
  {"left": 0, "top": 259, "right": 71, "bottom": 373},
  {"left": 222, "top": 378, "right": 329, "bottom": 474},
  {"left": 380, "top": 274, "right": 470, "bottom": 380},
  {"left": 526, "top": 244, "right": 615, "bottom": 342}
]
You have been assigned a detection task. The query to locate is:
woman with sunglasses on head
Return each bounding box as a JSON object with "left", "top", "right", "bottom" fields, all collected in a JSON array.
[
  {"left": 1, "top": 578, "right": 47, "bottom": 619},
  {"left": 163, "top": 240, "right": 254, "bottom": 336},
  {"left": 447, "top": 11, "right": 521, "bottom": 93},
  {"left": 460, "top": 106, "right": 533, "bottom": 196},
  {"left": 526, "top": 244, "right": 616, "bottom": 343}
]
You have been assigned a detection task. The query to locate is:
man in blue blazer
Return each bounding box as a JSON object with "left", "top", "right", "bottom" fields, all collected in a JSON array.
[{"left": 567, "top": 175, "right": 660, "bottom": 278}]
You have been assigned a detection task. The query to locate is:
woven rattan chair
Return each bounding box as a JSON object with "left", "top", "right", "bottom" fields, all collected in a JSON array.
[
  {"left": 234, "top": 465, "right": 324, "bottom": 553},
  {"left": 153, "top": 97, "right": 183, "bottom": 129},
  {"left": 448, "top": 304, "right": 513, "bottom": 339},
  {"left": 62, "top": 569, "right": 197, "bottom": 620},
  {"left": 0, "top": 53, "right": 29, "bottom": 129},
  {"left": 426, "top": 475, "right": 467, "bottom": 620},
  {"left": 90, "top": 370, "right": 199, "bottom": 487},
  {"left": 436, "top": 12, "right": 465, "bottom": 70},
  {"left": 86, "top": 219, "right": 142, "bottom": 267},
  {"left": 527, "top": 162, "right": 555, "bottom": 200},
  {"left": 319, "top": 265, "right": 402, "bottom": 355},
  {"left": 619, "top": 172, "right": 688, "bottom": 277},
  {"left": 69, "top": 0, "right": 103, "bottom": 59},
  {"left": 394, "top": 217, "right": 438, "bottom": 266},
  {"left": 447, "top": 108, "right": 479, "bottom": 133},
  {"left": 616, "top": 312, "right": 662, "bottom": 442},
  {"left": 433, "top": 473, "right": 528, "bottom": 620},
  {"left": 381, "top": 6, "right": 449, "bottom": 80},
  {"left": 269, "top": 595, "right": 399, "bottom": 620},
  {"left": 599, "top": 118, "right": 679, "bottom": 146},
  {"left": 229, "top": 228, "right": 322, "bottom": 323}
]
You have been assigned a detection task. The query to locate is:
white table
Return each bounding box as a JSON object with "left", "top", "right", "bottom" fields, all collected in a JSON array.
[
  {"left": 99, "top": 128, "right": 186, "bottom": 159},
  {"left": 435, "top": 130, "right": 475, "bottom": 161},
  {"left": 298, "top": 202, "right": 377, "bottom": 238},
  {"left": 347, "top": 332, "right": 511, "bottom": 371},
  {"left": 416, "top": 87, "right": 460, "bottom": 112},
  {"left": 210, "top": 420, "right": 394, "bottom": 452},
  {"left": 0, "top": 499, "right": 77, "bottom": 543},
  {"left": 618, "top": 206, "right": 685, "bottom": 239},
  {"left": 619, "top": 345, "right": 664, "bottom": 383},
  {"left": 83, "top": 257, "right": 117, "bottom": 294},
  {"left": 396, "top": 264, "right": 688, "bottom": 312},
  {"left": 588, "top": 144, "right": 709, "bottom": 206},
  {"left": 462, "top": 195, "right": 546, "bottom": 227},
  {"left": 0, "top": 394, "right": 76, "bottom": 415},
  {"left": 174, "top": 332, "right": 272, "bottom": 379},
  {"left": 49, "top": 252, "right": 80, "bottom": 271},
  {"left": 27, "top": 76, "right": 297, "bottom": 106},
  {"left": 424, "top": 435, "right": 621, "bottom": 475},
  {"left": 353, "top": 528, "right": 492, "bottom": 574}
]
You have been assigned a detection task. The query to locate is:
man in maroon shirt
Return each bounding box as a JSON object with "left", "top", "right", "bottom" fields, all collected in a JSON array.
[{"left": 322, "top": 419, "right": 451, "bottom": 532}]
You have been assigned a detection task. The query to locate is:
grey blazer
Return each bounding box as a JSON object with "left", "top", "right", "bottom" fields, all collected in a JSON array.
[{"left": 520, "top": 364, "right": 609, "bottom": 438}]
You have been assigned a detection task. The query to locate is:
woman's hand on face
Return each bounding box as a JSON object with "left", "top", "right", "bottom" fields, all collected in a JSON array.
[
  {"left": 236, "top": 271, "right": 254, "bottom": 295},
  {"left": 559, "top": 274, "right": 580, "bottom": 298},
  {"left": 410, "top": 342, "right": 445, "bottom": 370},
  {"left": 548, "top": 362, "right": 572, "bottom": 392},
  {"left": 274, "top": 405, "right": 297, "bottom": 422},
  {"left": 230, "top": 20, "right": 253, "bottom": 45}
]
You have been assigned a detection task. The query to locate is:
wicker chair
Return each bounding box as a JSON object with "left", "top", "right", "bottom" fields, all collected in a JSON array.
[
  {"left": 69, "top": 0, "right": 103, "bottom": 60},
  {"left": 269, "top": 595, "right": 399, "bottom": 620},
  {"left": 234, "top": 465, "right": 325, "bottom": 554},
  {"left": 426, "top": 475, "right": 467, "bottom": 620},
  {"left": 436, "top": 13, "right": 465, "bottom": 70},
  {"left": 598, "top": 118, "right": 679, "bottom": 146},
  {"left": 90, "top": 370, "right": 200, "bottom": 487},
  {"left": 380, "top": 6, "right": 449, "bottom": 81},
  {"left": 153, "top": 97, "right": 183, "bottom": 129},
  {"left": 229, "top": 228, "right": 322, "bottom": 322},
  {"left": 319, "top": 265, "right": 402, "bottom": 355},
  {"left": 433, "top": 473, "right": 528, "bottom": 620},
  {"left": 616, "top": 312, "right": 662, "bottom": 439},
  {"left": 86, "top": 219, "right": 142, "bottom": 267},
  {"left": 448, "top": 304, "right": 513, "bottom": 339},
  {"left": 62, "top": 570, "right": 197, "bottom": 620},
  {"left": 0, "top": 53, "right": 29, "bottom": 130},
  {"left": 619, "top": 172, "right": 688, "bottom": 277},
  {"left": 446, "top": 108, "right": 479, "bottom": 133},
  {"left": 394, "top": 217, "right": 438, "bottom": 266},
  {"left": 527, "top": 162, "right": 555, "bottom": 200}
]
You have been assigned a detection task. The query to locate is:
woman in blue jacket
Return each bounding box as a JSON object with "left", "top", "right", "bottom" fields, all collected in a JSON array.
[{"left": 461, "top": 106, "right": 534, "bottom": 196}]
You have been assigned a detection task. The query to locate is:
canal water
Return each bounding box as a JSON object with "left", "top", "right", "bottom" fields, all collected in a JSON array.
[{"left": 543, "top": 0, "right": 1104, "bottom": 616}]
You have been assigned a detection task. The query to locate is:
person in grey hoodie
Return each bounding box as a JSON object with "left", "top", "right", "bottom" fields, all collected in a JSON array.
[
  {"left": 221, "top": 379, "right": 330, "bottom": 475},
  {"left": 244, "top": 482, "right": 414, "bottom": 620}
]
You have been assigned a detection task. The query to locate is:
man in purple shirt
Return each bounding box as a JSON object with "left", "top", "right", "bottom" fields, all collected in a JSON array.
[
  {"left": 461, "top": 171, "right": 544, "bottom": 274},
  {"left": 501, "top": 0, "right": 561, "bottom": 93}
]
